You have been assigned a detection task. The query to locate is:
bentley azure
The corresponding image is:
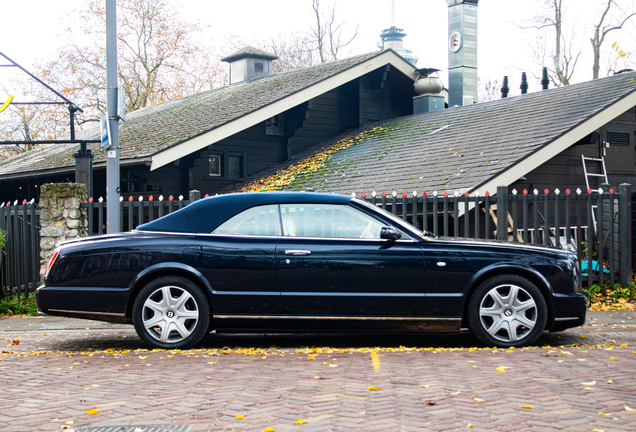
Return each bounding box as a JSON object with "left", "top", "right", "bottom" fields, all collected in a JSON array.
[{"left": 35, "top": 192, "right": 587, "bottom": 349}]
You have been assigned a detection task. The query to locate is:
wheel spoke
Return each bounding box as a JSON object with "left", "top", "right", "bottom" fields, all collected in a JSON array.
[
  {"left": 173, "top": 291, "right": 193, "bottom": 310},
  {"left": 144, "top": 299, "right": 164, "bottom": 314},
  {"left": 143, "top": 313, "right": 165, "bottom": 330},
  {"left": 489, "top": 290, "right": 507, "bottom": 308},
  {"left": 178, "top": 309, "right": 199, "bottom": 320},
  {"left": 513, "top": 314, "right": 536, "bottom": 330},
  {"left": 173, "top": 319, "right": 192, "bottom": 339},
  {"left": 486, "top": 316, "right": 508, "bottom": 339},
  {"left": 515, "top": 299, "right": 536, "bottom": 314}
]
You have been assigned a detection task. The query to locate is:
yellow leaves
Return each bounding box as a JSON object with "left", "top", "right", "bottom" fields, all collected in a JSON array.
[
  {"left": 583, "top": 388, "right": 594, "bottom": 391},
  {"left": 610, "top": 357, "right": 618, "bottom": 361},
  {"left": 368, "top": 386, "right": 381, "bottom": 391},
  {"left": 519, "top": 405, "right": 534, "bottom": 409},
  {"left": 262, "top": 428, "right": 275, "bottom": 432},
  {"left": 467, "top": 423, "right": 474, "bottom": 428},
  {"left": 580, "top": 335, "right": 587, "bottom": 338},
  {"left": 473, "top": 397, "right": 486, "bottom": 402},
  {"left": 235, "top": 414, "right": 245, "bottom": 419},
  {"left": 626, "top": 406, "right": 636, "bottom": 411},
  {"left": 580, "top": 380, "right": 596, "bottom": 386},
  {"left": 371, "top": 351, "right": 380, "bottom": 372},
  {"left": 85, "top": 409, "right": 98, "bottom": 415},
  {"left": 307, "top": 356, "right": 315, "bottom": 360},
  {"left": 451, "top": 390, "right": 461, "bottom": 395},
  {"left": 421, "top": 385, "right": 430, "bottom": 388},
  {"left": 599, "top": 411, "right": 613, "bottom": 416},
  {"left": 496, "top": 366, "right": 509, "bottom": 373},
  {"left": 295, "top": 419, "right": 307, "bottom": 424}
]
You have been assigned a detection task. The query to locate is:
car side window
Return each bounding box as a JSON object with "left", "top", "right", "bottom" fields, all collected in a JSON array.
[
  {"left": 212, "top": 205, "right": 281, "bottom": 236},
  {"left": 280, "top": 204, "right": 384, "bottom": 239}
]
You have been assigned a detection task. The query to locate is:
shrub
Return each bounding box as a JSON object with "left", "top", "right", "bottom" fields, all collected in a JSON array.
[{"left": 0, "top": 293, "right": 38, "bottom": 316}]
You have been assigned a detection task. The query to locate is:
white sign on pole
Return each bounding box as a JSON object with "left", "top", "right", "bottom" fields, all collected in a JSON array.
[
  {"left": 118, "top": 83, "right": 127, "bottom": 122},
  {"left": 100, "top": 114, "right": 111, "bottom": 150}
]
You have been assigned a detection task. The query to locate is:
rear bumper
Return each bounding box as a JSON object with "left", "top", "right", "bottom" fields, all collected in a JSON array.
[
  {"left": 35, "top": 284, "right": 131, "bottom": 324},
  {"left": 549, "top": 292, "right": 588, "bottom": 332}
]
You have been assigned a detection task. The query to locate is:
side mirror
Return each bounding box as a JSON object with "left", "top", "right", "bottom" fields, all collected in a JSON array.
[{"left": 380, "top": 226, "right": 402, "bottom": 240}]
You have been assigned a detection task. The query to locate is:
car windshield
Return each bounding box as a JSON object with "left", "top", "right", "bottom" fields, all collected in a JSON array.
[{"left": 353, "top": 198, "right": 426, "bottom": 240}]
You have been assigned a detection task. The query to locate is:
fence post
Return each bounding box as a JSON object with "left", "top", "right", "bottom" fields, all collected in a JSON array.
[
  {"left": 496, "top": 186, "right": 508, "bottom": 240},
  {"left": 619, "top": 183, "right": 632, "bottom": 287},
  {"left": 189, "top": 190, "right": 201, "bottom": 202}
]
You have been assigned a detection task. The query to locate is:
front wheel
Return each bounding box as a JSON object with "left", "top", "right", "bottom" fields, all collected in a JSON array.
[
  {"left": 467, "top": 275, "right": 547, "bottom": 348},
  {"left": 133, "top": 276, "right": 211, "bottom": 349}
]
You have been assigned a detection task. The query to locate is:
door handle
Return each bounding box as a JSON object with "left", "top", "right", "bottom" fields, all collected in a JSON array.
[{"left": 285, "top": 250, "right": 311, "bottom": 256}]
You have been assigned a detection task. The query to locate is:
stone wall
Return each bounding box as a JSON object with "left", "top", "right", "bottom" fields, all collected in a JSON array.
[{"left": 39, "top": 183, "right": 88, "bottom": 278}]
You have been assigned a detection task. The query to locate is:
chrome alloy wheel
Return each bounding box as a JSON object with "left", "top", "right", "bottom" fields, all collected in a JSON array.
[
  {"left": 478, "top": 284, "right": 538, "bottom": 343},
  {"left": 141, "top": 285, "right": 200, "bottom": 343}
]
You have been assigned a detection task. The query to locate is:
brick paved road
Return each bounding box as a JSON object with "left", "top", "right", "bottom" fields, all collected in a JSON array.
[{"left": 1, "top": 313, "right": 635, "bottom": 432}]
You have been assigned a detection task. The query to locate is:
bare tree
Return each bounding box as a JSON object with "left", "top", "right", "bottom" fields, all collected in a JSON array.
[
  {"left": 521, "top": 0, "right": 581, "bottom": 86},
  {"left": 308, "top": 0, "right": 359, "bottom": 63},
  {"left": 266, "top": 0, "right": 359, "bottom": 73},
  {"left": 590, "top": 0, "right": 636, "bottom": 78},
  {"left": 478, "top": 77, "right": 501, "bottom": 102}
]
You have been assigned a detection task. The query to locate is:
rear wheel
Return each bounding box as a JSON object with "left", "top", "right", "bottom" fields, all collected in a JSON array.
[
  {"left": 468, "top": 275, "right": 547, "bottom": 348},
  {"left": 133, "top": 276, "right": 210, "bottom": 349}
]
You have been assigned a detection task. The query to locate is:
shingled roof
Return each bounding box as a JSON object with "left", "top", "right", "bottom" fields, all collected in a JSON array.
[
  {"left": 227, "top": 70, "right": 636, "bottom": 196},
  {"left": 0, "top": 49, "right": 416, "bottom": 179}
]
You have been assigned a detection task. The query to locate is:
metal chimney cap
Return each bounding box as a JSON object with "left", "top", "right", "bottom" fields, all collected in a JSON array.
[
  {"left": 447, "top": 0, "right": 479, "bottom": 6},
  {"left": 415, "top": 68, "right": 442, "bottom": 77}
]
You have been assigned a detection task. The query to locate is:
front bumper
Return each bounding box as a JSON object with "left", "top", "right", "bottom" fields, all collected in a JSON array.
[{"left": 550, "top": 292, "right": 588, "bottom": 332}]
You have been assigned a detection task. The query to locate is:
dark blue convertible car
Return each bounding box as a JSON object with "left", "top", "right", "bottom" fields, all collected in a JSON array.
[{"left": 35, "top": 192, "right": 587, "bottom": 349}]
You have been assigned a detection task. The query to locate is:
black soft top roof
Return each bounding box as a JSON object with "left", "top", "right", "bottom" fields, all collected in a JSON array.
[{"left": 136, "top": 192, "right": 353, "bottom": 234}]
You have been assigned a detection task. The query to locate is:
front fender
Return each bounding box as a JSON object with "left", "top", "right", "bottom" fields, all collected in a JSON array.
[{"left": 462, "top": 262, "right": 555, "bottom": 297}]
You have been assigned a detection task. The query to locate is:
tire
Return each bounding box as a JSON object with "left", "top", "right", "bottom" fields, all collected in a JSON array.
[
  {"left": 132, "top": 276, "right": 211, "bottom": 349},
  {"left": 467, "top": 275, "right": 547, "bottom": 348}
]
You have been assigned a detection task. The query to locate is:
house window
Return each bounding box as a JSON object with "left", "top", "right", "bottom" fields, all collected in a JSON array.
[
  {"left": 209, "top": 155, "right": 221, "bottom": 176},
  {"left": 228, "top": 155, "right": 243, "bottom": 178}
]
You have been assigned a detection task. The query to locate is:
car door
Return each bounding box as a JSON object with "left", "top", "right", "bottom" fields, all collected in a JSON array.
[{"left": 275, "top": 203, "right": 426, "bottom": 324}]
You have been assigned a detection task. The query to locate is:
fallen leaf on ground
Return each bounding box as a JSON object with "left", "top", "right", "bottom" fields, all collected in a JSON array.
[
  {"left": 368, "top": 386, "right": 381, "bottom": 391},
  {"left": 85, "top": 409, "right": 98, "bottom": 415},
  {"left": 473, "top": 398, "right": 486, "bottom": 402},
  {"left": 235, "top": 414, "right": 244, "bottom": 419},
  {"left": 422, "top": 385, "right": 430, "bottom": 388},
  {"left": 599, "top": 412, "right": 612, "bottom": 416},
  {"left": 451, "top": 390, "right": 461, "bottom": 395},
  {"left": 520, "top": 405, "right": 534, "bottom": 409},
  {"left": 468, "top": 423, "right": 474, "bottom": 428},
  {"left": 496, "top": 366, "right": 508, "bottom": 373},
  {"left": 580, "top": 380, "right": 596, "bottom": 385},
  {"left": 626, "top": 406, "right": 636, "bottom": 411},
  {"left": 262, "top": 428, "right": 275, "bottom": 432},
  {"left": 295, "top": 419, "right": 307, "bottom": 424}
]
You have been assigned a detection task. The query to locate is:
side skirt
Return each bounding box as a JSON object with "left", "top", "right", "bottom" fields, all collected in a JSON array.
[{"left": 213, "top": 315, "right": 462, "bottom": 332}]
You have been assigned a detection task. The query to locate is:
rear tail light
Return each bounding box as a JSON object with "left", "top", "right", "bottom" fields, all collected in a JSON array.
[{"left": 44, "top": 249, "right": 60, "bottom": 280}]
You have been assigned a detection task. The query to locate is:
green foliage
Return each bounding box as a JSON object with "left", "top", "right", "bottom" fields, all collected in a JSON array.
[
  {"left": 0, "top": 229, "right": 5, "bottom": 252},
  {"left": 0, "top": 293, "right": 37, "bottom": 316}
]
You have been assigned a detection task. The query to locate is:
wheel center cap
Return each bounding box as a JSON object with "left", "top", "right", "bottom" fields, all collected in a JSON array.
[
  {"left": 504, "top": 309, "right": 512, "bottom": 317},
  {"left": 167, "top": 310, "right": 175, "bottom": 319}
]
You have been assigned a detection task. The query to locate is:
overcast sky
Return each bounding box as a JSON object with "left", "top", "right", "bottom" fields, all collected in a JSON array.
[{"left": 2, "top": 0, "right": 636, "bottom": 96}]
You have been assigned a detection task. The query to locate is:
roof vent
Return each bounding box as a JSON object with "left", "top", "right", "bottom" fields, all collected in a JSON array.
[{"left": 221, "top": 46, "right": 278, "bottom": 85}]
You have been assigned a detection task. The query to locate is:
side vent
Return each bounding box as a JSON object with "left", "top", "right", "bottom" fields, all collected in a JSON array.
[{"left": 607, "top": 131, "right": 630, "bottom": 146}]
